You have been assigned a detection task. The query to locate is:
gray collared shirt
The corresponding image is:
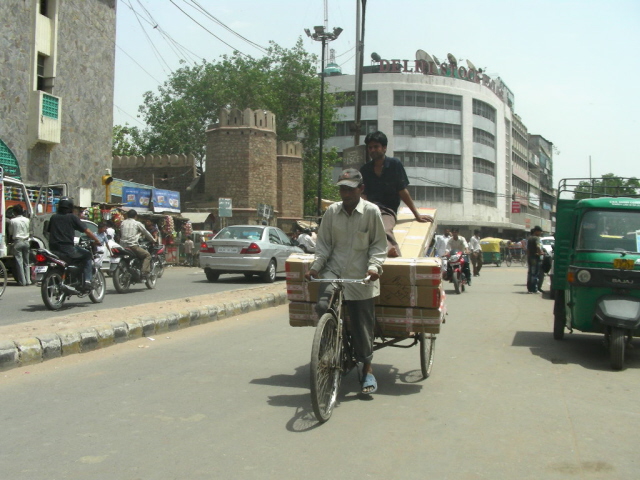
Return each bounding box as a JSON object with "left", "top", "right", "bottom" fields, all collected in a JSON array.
[{"left": 311, "top": 198, "right": 387, "bottom": 300}]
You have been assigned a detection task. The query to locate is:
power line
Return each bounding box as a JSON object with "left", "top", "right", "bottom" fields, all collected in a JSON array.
[{"left": 126, "top": 0, "right": 173, "bottom": 74}]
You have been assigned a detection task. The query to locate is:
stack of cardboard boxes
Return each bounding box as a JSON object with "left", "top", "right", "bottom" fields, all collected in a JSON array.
[{"left": 286, "top": 207, "right": 446, "bottom": 335}]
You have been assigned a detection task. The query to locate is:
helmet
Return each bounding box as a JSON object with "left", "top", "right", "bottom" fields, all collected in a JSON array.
[{"left": 57, "top": 196, "right": 74, "bottom": 213}]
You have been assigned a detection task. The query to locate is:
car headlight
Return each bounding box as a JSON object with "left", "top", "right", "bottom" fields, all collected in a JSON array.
[{"left": 576, "top": 269, "right": 591, "bottom": 283}]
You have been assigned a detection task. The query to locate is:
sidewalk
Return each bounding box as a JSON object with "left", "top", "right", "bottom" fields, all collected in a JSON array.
[{"left": 0, "top": 282, "right": 288, "bottom": 371}]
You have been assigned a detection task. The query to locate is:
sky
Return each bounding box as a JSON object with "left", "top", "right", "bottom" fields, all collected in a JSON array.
[{"left": 113, "top": 0, "right": 640, "bottom": 184}]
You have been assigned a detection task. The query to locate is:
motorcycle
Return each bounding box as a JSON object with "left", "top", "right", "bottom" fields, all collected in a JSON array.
[
  {"left": 443, "top": 251, "right": 471, "bottom": 294},
  {"left": 110, "top": 241, "right": 164, "bottom": 293},
  {"left": 34, "top": 238, "right": 106, "bottom": 310}
]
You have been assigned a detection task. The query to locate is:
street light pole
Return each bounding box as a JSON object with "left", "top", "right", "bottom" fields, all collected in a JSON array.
[{"left": 305, "top": 26, "right": 342, "bottom": 217}]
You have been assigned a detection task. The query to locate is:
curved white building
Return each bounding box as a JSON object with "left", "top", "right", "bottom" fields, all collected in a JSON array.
[{"left": 325, "top": 57, "right": 554, "bottom": 239}]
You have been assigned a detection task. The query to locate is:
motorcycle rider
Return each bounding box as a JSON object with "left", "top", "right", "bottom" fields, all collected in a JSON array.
[
  {"left": 47, "top": 197, "right": 102, "bottom": 291},
  {"left": 119, "top": 210, "right": 157, "bottom": 278},
  {"left": 445, "top": 228, "right": 472, "bottom": 286}
]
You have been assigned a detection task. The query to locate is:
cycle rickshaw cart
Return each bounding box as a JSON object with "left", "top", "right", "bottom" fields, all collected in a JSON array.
[{"left": 287, "top": 253, "right": 446, "bottom": 423}]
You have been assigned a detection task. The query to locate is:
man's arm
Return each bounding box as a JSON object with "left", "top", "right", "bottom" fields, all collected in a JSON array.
[
  {"left": 398, "top": 189, "right": 433, "bottom": 223},
  {"left": 138, "top": 223, "right": 157, "bottom": 243}
]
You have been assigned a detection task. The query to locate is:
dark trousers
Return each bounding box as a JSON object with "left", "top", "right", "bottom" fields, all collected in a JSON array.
[
  {"left": 527, "top": 256, "right": 541, "bottom": 293},
  {"left": 379, "top": 207, "right": 401, "bottom": 256},
  {"left": 316, "top": 283, "right": 375, "bottom": 364},
  {"left": 54, "top": 244, "right": 93, "bottom": 282},
  {"left": 471, "top": 251, "right": 483, "bottom": 275}
]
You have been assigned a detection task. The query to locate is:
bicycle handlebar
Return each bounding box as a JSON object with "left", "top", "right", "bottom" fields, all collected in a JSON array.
[{"left": 309, "top": 276, "right": 371, "bottom": 285}]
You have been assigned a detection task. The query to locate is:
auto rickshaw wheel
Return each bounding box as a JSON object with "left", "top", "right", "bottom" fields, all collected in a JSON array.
[
  {"left": 610, "top": 328, "right": 626, "bottom": 371},
  {"left": 553, "top": 292, "right": 565, "bottom": 340}
]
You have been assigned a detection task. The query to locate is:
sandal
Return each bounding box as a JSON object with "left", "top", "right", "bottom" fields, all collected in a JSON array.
[{"left": 361, "top": 373, "right": 377, "bottom": 394}]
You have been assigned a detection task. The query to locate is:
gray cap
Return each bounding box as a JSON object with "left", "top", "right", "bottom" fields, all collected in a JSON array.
[{"left": 336, "top": 169, "right": 363, "bottom": 188}]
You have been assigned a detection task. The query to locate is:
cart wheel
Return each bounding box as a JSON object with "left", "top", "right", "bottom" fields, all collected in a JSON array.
[
  {"left": 310, "top": 313, "right": 342, "bottom": 423},
  {"left": 452, "top": 273, "right": 460, "bottom": 294},
  {"left": 610, "top": 328, "right": 626, "bottom": 371},
  {"left": 419, "top": 333, "right": 435, "bottom": 379},
  {"left": 505, "top": 256, "right": 512, "bottom": 267}
]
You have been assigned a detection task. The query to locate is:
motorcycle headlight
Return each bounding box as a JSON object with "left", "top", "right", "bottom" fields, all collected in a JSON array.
[{"left": 576, "top": 269, "right": 591, "bottom": 283}]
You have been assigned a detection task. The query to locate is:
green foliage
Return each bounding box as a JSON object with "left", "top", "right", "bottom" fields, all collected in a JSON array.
[
  {"left": 116, "top": 39, "right": 341, "bottom": 214},
  {"left": 574, "top": 174, "right": 640, "bottom": 199},
  {"left": 112, "top": 124, "right": 145, "bottom": 156}
]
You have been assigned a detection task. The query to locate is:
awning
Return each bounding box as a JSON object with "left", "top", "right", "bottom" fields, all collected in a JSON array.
[{"left": 182, "top": 212, "right": 214, "bottom": 223}]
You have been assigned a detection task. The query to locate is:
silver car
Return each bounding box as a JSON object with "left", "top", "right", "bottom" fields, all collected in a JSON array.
[{"left": 199, "top": 225, "right": 303, "bottom": 282}]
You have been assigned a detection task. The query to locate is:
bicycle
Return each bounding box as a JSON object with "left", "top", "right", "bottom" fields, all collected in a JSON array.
[
  {"left": 309, "top": 277, "right": 436, "bottom": 423},
  {"left": 0, "top": 259, "right": 7, "bottom": 298}
]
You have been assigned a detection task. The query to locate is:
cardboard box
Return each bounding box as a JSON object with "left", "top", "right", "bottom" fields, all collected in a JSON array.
[
  {"left": 376, "top": 284, "right": 444, "bottom": 308},
  {"left": 374, "top": 304, "right": 445, "bottom": 335},
  {"left": 381, "top": 257, "right": 442, "bottom": 287},
  {"left": 286, "top": 280, "right": 320, "bottom": 303},
  {"left": 285, "top": 253, "right": 315, "bottom": 281},
  {"left": 394, "top": 207, "right": 438, "bottom": 258},
  {"left": 288, "top": 301, "right": 319, "bottom": 327}
]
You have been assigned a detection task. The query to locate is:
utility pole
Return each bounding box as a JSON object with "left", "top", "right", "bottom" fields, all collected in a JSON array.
[{"left": 353, "top": 0, "right": 367, "bottom": 147}]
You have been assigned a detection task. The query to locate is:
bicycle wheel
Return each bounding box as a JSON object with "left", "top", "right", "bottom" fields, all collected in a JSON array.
[
  {"left": 0, "top": 260, "right": 7, "bottom": 298},
  {"left": 310, "top": 312, "right": 342, "bottom": 423},
  {"left": 520, "top": 255, "right": 527, "bottom": 267},
  {"left": 505, "top": 255, "right": 512, "bottom": 267},
  {"left": 419, "top": 333, "right": 436, "bottom": 379}
]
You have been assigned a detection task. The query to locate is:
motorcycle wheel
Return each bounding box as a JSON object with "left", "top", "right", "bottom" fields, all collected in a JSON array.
[
  {"left": 113, "top": 264, "right": 132, "bottom": 293},
  {"left": 41, "top": 270, "right": 67, "bottom": 311},
  {"left": 452, "top": 272, "right": 460, "bottom": 294},
  {"left": 145, "top": 262, "right": 159, "bottom": 290},
  {"left": 89, "top": 270, "right": 106, "bottom": 303}
]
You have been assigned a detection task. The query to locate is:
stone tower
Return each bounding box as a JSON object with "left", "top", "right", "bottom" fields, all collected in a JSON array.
[
  {"left": 276, "top": 141, "right": 304, "bottom": 220},
  {"left": 205, "top": 108, "right": 277, "bottom": 211}
]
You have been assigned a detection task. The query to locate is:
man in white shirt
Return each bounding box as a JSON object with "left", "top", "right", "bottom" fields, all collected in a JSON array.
[
  {"left": 8, "top": 204, "right": 31, "bottom": 286},
  {"left": 295, "top": 228, "right": 316, "bottom": 253},
  {"left": 433, "top": 228, "right": 451, "bottom": 257},
  {"left": 469, "top": 229, "right": 483, "bottom": 277},
  {"left": 306, "top": 169, "right": 387, "bottom": 395},
  {"left": 119, "top": 210, "right": 157, "bottom": 276},
  {"left": 446, "top": 228, "right": 472, "bottom": 286}
]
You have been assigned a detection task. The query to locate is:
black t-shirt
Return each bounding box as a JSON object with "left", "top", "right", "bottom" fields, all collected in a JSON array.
[
  {"left": 527, "top": 236, "right": 541, "bottom": 258},
  {"left": 360, "top": 156, "right": 409, "bottom": 214},
  {"left": 48, "top": 213, "right": 87, "bottom": 250}
]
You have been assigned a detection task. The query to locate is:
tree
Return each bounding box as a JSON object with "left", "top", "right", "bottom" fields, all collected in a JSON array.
[
  {"left": 574, "top": 174, "right": 640, "bottom": 199},
  {"left": 119, "top": 39, "right": 341, "bottom": 214},
  {"left": 112, "top": 124, "right": 145, "bottom": 156}
]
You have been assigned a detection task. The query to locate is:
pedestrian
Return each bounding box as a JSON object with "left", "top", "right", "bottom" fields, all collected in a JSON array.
[
  {"left": 469, "top": 229, "right": 483, "bottom": 277},
  {"left": 527, "top": 226, "right": 543, "bottom": 293},
  {"left": 305, "top": 168, "right": 387, "bottom": 395},
  {"left": 360, "top": 131, "right": 433, "bottom": 257},
  {"left": 294, "top": 228, "right": 316, "bottom": 253},
  {"left": 433, "top": 228, "right": 451, "bottom": 258},
  {"left": 184, "top": 237, "right": 195, "bottom": 266},
  {"left": 8, "top": 204, "right": 31, "bottom": 286}
]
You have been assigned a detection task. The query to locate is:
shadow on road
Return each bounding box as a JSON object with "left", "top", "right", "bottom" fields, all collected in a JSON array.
[{"left": 512, "top": 330, "right": 640, "bottom": 371}]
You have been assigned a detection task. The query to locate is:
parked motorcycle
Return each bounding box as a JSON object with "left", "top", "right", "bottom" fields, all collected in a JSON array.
[
  {"left": 34, "top": 239, "right": 106, "bottom": 310},
  {"left": 443, "top": 251, "right": 470, "bottom": 294},
  {"left": 110, "top": 241, "right": 164, "bottom": 293}
]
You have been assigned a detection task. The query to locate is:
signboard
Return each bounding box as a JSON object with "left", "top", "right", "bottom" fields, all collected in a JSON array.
[
  {"left": 257, "top": 203, "right": 273, "bottom": 219},
  {"left": 122, "top": 186, "right": 152, "bottom": 212},
  {"left": 511, "top": 201, "right": 521, "bottom": 213},
  {"left": 153, "top": 188, "right": 180, "bottom": 213},
  {"left": 219, "top": 198, "right": 232, "bottom": 218}
]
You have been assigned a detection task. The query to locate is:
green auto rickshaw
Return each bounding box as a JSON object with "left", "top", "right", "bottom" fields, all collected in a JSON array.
[
  {"left": 480, "top": 237, "right": 504, "bottom": 266},
  {"left": 553, "top": 178, "right": 640, "bottom": 370}
]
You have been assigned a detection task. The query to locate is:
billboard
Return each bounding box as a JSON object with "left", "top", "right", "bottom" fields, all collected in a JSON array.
[
  {"left": 122, "top": 187, "right": 152, "bottom": 212},
  {"left": 153, "top": 188, "right": 180, "bottom": 213}
]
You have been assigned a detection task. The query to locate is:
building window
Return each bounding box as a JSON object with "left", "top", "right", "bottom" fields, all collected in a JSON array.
[
  {"left": 472, "top": 99, "right": 496, "bottom": 123},
  {"left": 42, "top": 94, "right": 59, "bottom": 119},
  {"left": 394, "top": 121, "right": 461, "bottom": 139},
  {"left": 333, "top": 120, "right": 378, "bottom": 137},
  {"left": 512, "top": 175, "right": 528, "bottom": 198},
  {"left": 333, "top": 90, "right": 378, "bottom": 107},
  {"left": 512, "top": 151, "right": 528, "bottom": 170},
  {"left": 40, "top": 0, "right": 49, "bottom": 16},
  {"left": 394, "top": 90, "right": 462, "bottom": 110},
  {"left": 473, "top": 128, "right": 495, "bottom": 148},
  {"left": 408, "top": 185, "right": 462, "bottom": 203},
  {"left": 473, "top": 190, "right": 496, "bottom": 207},
  {"left": 397, "top": 152, "right": 461, "bottom": 170},
  {"left": 473, "top": 157, "right": 495, "bottom": 176}
]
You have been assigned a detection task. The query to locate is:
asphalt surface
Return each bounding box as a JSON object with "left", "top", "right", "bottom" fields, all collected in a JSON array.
[{"left": 1, "top": 265, "right": 638, "bottom": 479}]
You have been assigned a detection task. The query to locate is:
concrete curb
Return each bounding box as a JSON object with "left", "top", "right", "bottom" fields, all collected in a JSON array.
[{"left": 0, "top": 291, "right": 288, "bottom": 372}]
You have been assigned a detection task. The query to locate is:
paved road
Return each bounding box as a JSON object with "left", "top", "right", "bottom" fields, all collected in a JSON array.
[
  {"left": 1, "top": 265, "right": 638, "bottom": 479},
  {"left": 0, "top": 267, "right": 287, "bottom": 327}
]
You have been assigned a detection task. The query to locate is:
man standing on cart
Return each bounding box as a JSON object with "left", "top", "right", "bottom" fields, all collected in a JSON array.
[{"left": 305, "top": 169, "right": 387, "bottom": 395}]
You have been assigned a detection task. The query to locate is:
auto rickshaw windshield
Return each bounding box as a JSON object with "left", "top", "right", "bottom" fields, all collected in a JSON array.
[{"left": 577, "top": 210, "right": 640, "bottom": 253}]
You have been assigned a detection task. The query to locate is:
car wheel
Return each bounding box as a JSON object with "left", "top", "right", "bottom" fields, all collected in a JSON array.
[
  {"left": 260, "top": 260, "right": 276, "bottom": 283},
  {"left": 205, "top": 268, "right": 220, "bottom": 282}
]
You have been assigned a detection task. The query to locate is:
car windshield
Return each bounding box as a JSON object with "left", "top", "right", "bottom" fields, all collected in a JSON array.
[
  {"left": 541, "top": 238, "right": 554, "bottom": 246},
  {"left": 215, "top": 226, "right": 264, "bottom": 241},
  {"left": 577, "top": 210, "right": 640, "bottom": 253}
]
